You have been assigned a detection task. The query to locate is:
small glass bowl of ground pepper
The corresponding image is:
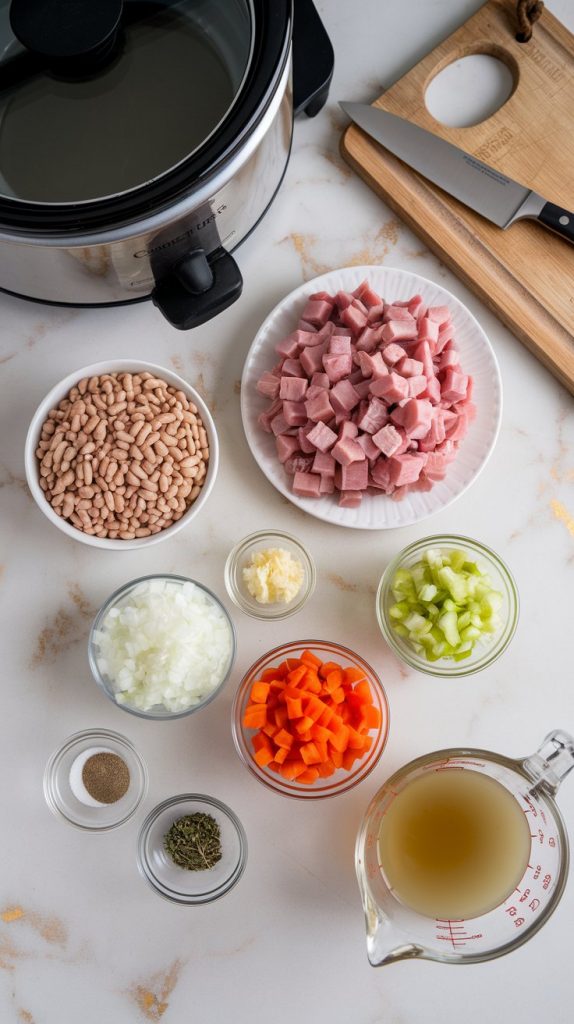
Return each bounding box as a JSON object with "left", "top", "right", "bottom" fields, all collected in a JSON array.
[
  {"left": 137, "top": 794, "right": 247, "bottom": 904},
  {"left": 44, "top": 729, "right": 148, "bottom": 831}
]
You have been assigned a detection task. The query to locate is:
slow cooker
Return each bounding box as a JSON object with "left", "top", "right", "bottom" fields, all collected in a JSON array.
[{"left": 0, "top": 0, "right": 333, "bottom": 327}]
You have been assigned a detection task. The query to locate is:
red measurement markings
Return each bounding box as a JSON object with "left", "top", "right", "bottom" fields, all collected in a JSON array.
[
  {"left": 435, "top": 920, "right": 481, "bottom": 949},
  {"left": 522, "top": 794, "right": 538, "bottom": 817}
]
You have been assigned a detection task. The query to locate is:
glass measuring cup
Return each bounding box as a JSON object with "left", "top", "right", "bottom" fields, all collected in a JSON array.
[{"left": 356, "top": 730, "right": 574, "bottom": 965}]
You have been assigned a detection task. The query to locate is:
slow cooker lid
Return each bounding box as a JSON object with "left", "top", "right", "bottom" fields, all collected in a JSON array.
[{"left": 0, "top": 0, "right": 254, "bottom": 204}]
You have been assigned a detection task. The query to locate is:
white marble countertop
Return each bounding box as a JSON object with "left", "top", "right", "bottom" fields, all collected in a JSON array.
[{"left": 1, "top": 1, "right": 573, "bottom": 1021}]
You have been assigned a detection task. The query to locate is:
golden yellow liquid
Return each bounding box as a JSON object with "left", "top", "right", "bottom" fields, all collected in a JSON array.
[{"left": 378, "top": 769, "right": 531, "bottom": 920}]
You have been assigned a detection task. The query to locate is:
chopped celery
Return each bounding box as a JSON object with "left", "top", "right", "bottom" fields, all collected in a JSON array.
[{"left": 386, "top": 544, "right": 505, "bottom": 665}]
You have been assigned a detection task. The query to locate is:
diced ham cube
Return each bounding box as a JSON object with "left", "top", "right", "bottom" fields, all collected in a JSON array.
[
  {"left": 338, "top": 420, "right": 358, "bottom": 441},
  {"left": 305, "top": 390, "right": 334, "bottom": 423},
  {"left": 298, "top": 425, "right": 317, "bottom": 454},
  {"left": 441, "top": 368, "right": 469, "bottom": 403},
  {"left": 275, "top": 333, "right": 300, "bottom": 359},
  {"left": 334, "top": 290, "right": 354, "bottom": 311},
  {"left": 354, "top": 280, "right": 383, "bottom": 308},
  {"left": 311, "top": 372, "right": 330, "bottom": 389},
  {"left": 357, "top": 397, "right": 388, "bottom": 434},
  {"left": 285, "top": 455, "right": 314, "bottom": 475},
  {"left": 421, "top": 375, "right": 441, "bottom": 404},
  {"left": 367, "top": 303, "right": 386, "bottom": 324},
  {"left": 282, "top": 400, "right": 308, "bottom": 427},
  {"left": 332, "top": 436, "right": 366, "bottom": 466},
  {"left": 392, "top": 398, "right": 433, "bottom": 439},
  {"left": 319, "top": 474, "right": 335, "bottom": 494},
  {"left": 300, "top": 344, "right": 327, "bottom": 376},
  {"left": 329, "top": 334, "right": 352, "bottom": 355},
  {"left": 381, "top": 320, "right": 418, "bottom": 343},
  {"left": 338, "top": 490, "right": 363, "bottom": 508},
  {"left": 305, "top": 384, "right": 328, "bottom": 402},
  {"left": 282, "top": 358, "right": 304, "bottom": 377},
  {"left": 382, "top": 343, "right": 406, "bottom": 366},
  {"left": 388, "top": 452, "right": 427, "bottom": 486},
  {"left": 331, "top": 379, "right": 360, "bottom": 412},
  {"left": 356, "top": 351, "right": 387, "bottom": 379},
  {"left": 322, "top": 352, "right": 353, "bottom": 383},
  {"left": 438, "top": 349, "right": 461, "bottom": 373},
  {"left": 276, "top": 435, "right": 300, "bottom": 463},
  {"left": 292, "top": 471, "right": 322, "bottom": 497},
  {"left": 302, "top": 298, "right": 334, "bottom": 327},
  {"left": 370, "top": 372, "right": 409, "bottom": 403},
  {"left": 256, "top": 371, "right": 281, "bottom": 399},
  {"left": 297, "top": 319, "right": 316, "bottom": 332},
  {"left": 445, "top": 412, "right": 468, "bottom": 442},
  {"left": 370, "top": 459, "right": 392, "bottom": 490},
  {"left": 335, "top": 459, "right": 369, "bottom": 491},
  {"left": 357, "top": 432, "right": 381, "bottom": 460},
  {"left": 372, "top": 423, "right": 403, "bottom": 457},
  {"left": 412, "top": 341, "right": 434, "bottom": 378},
  {"left": 341, "top": 304, "right": 368, "bottom": 335},
  {"left": 407, "top": 294, "right": 424, "bottom": 317},
  {"left": 258, "top": 399, "right": 282, "bottom": 433},
  {"left": 354, "top": 379, "right": 373, "bottom": 400},
  {"left": 279, "top": 377, "right": 308, "bottom": 401},
  {"left": 407, "top": 375, "right": 428, "bottom": 398},
  {"left": 270, "top": 412, "right": 292, "bottom": 436},
  {"left": 312, "top": 451, "right": 336, "bottom": 476},
  {"left": 293, "top": 329, "right": 324, "bottom": 349},
  {"left": 417, "top": 317, "right": 439, "bottom": 344},
  {"left": 396, "top": 357, "right": 424, "bottom": 378},
  {"left": 356, "top": 326, "right": 378, "bottom": 352},
  {"left": 306, "top": 421, "right": 338, "bottom": 452},
  {"left": 383, "top": 306, "right": 416, "bottom": 323},
  {"left": 427, "top": 305, "right": 451, "bottom": 325}
]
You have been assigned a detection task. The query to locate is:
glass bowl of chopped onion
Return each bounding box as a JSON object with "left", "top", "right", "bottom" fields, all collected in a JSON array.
[
  {"left": 89, "top": 574, "right": 236, "bottom": 719},
  {"left": 224, "top": 529, "right": 316, "bottom": 619},
  {"left": 231, "top": 640, "right": 390, "bottom": 799},
  {"left": 376, "top": 535, "right": 519, "bottom": 678},
  {"left": 137, "top": 793, "right": 248, "bottom": 904}
]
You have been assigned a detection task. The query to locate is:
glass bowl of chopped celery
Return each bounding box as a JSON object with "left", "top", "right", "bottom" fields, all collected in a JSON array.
[
  {"left": 224, "top": 529, "right": 316, "bottom": 620},
  {"left": 376, "top": 536, "right": 519, "bottom": 677},
  {"left": 89, "top": 575, "right": 236, "bottom": 719}
]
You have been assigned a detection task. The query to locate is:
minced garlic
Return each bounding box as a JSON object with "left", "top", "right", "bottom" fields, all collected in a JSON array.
[{"left": 242, "top": 547, "right": 304, "bottom": 605}]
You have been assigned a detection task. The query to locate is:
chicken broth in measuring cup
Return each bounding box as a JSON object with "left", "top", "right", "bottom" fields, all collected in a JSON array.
[{"left": 378, "top": 769, "right": 531, "bottom": 920}]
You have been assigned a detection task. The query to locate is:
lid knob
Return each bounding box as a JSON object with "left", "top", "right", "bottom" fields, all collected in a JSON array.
[{"left": 10, "top": 0, "right": 124, "bottom": 67}]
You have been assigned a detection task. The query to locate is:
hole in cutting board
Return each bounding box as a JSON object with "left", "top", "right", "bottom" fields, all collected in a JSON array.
[{"left": 425, "top": 54, "right": 515, "bottom": 128}]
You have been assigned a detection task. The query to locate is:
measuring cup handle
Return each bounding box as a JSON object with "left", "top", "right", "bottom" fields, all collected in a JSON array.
[{"left": 522, "top": 730, "right": 574, "bottom": 795}]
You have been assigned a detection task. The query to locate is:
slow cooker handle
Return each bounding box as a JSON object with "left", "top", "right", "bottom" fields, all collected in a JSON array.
[
  {"left": 152, "top": 247, "right": 243, "bottom": 331},
  {"left": 293, "top": 0, "right": 334, "bottom": 118}
]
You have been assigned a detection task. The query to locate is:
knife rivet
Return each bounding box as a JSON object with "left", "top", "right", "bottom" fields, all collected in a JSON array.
[{"left": 559, "top": 215, "right": 570, "bottom": 226}]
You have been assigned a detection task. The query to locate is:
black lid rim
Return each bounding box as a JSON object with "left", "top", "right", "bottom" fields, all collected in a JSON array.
[{"left": 0, "top": 0, "right": 292, "bottom": 235}]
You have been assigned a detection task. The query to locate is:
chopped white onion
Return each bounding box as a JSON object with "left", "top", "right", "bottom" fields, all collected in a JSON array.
[{"left": 93, "top": 580, "right": 233, "bottom": 712}]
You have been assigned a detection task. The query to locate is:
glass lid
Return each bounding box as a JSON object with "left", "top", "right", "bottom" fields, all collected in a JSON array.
[{"left": 0, "top": 0, "right": 254, "bottom": 204}]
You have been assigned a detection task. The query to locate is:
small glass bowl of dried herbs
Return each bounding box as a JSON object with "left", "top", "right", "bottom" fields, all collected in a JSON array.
[{"left": 137, "top": 794, "right": 247, "bottom": 904}]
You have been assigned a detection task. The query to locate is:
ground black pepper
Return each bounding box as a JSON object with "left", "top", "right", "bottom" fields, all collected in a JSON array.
[{"left": 82, "top": 752, "right": 130, "bottom": 804}]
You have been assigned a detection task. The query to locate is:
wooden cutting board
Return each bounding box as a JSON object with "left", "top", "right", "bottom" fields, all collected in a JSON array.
[{"left": 340, "top": 0, "right": 574, "bottom": 395}]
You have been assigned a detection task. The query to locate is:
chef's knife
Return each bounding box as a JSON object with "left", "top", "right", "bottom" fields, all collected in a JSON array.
[{"left": 340, "top": 102, "right": 574, "bottom": 246}]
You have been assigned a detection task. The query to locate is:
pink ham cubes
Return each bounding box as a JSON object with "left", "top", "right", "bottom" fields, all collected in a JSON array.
[
  {"left": 305, "top": 390, "right": 334, "bottom": 423},
  {"left": 388, "top": 453, "right": 427, "bottom": 486},
  {"left": 335, "top": 459, "right": 369, "bottom": 491},
  {"left": 372, "top": 423, "right": 403, "bottom": 458},
  {"left": 306, "top": 422, "right": 338, "bottom": 452},
  {"left": 381, "top": 320, "right": 417, "bottom": 343},
  {"left": 292, "top": 471, "right": 322, "bottom": 498},
  {"left": 279, "top": 377, "right": 308, "bottom": 401},
  {"left": 441, "top": 368, "right": 469, "bottom": 403},
  {"left": 370, "top": 373, "right": 409, "bottom": 403},
  {"left": 331, "top": 436, "right": 366, "bottom": 467}
]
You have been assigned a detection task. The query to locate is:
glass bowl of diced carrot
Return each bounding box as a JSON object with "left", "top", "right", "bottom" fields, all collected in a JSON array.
[{"left": 231, "top": 640, "right": 390, "bottom": 798}]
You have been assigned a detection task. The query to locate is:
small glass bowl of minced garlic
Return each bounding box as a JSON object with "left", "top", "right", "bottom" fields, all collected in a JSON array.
[
  {"left": 43, "top": 729, "right": 148, "bottom": 831},
  {"left": 224, "top": 530, "right": 316, "bottom": 620}
]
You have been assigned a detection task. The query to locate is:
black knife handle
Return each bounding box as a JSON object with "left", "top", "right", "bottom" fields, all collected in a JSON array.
[{"left": 537, "top": 202, "right": 574, "bottom": 246}]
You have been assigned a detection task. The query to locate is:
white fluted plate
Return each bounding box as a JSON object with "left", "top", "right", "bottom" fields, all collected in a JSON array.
[{"left": 241, "top": 266, "right": 502, "bottom": 530}]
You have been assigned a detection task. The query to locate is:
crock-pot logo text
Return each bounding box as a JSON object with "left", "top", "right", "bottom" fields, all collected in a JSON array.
[{"left": 134, "top": 206, "right": 227, "bottom": 258}]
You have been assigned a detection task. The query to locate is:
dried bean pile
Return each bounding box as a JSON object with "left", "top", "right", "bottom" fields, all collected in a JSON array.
[{"left": 35, "top": 371, "right": 209, "bottom": 539}]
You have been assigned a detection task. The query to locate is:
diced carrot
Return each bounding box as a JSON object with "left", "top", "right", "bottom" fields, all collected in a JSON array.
[
  {"left": 274, "top": 705, "right": 288, "bottom": 728},
  {"left": 261, "top": 668, "right": 283, "bottom": 682},
  {"left": 306, "top": 696, "right": 327, "bottom": 722},
  {"left": 254, "top": 746, "right": 274, "bottom": 767},
  {"left": 343, "top": 749, "right": 361, "bottom": 771},
  {"left": 338, "top": 704, "right": 351, "bottom": 723},
  {"left": 344, "top": 691, "right": 364, "bottom": 716},
  {"left": 300, "top": 649, "right": 322, "bottom": 669},
  {"left": 347, "top": 726, "right": 368, "bottom": 750},
  {"left": 344, "top": 667, "right": 367, "bottom": 685},
  {"left": 354, "top": 679, "right": 372, "bottom": 702},
  {"left": 252, "top": 732, "right": 273, "bottom": 753},
  {"left": 275, "top": 728, "right": 294, "bottom": 749},
  {"left": 330, "top": 724, "right": 349, "bottom": 753},
  {"left": 274, "top": 746, "right": 289, "bottom": 764},
  {"left": 314, "top": 740, "right": 329, "bottom": 762},
  {"left": 318, "top": 705, "right": 336, "bottom": 728},
  {"left": 262, "top": 721, "right": 278, "bottom": 738},
  {"left": 295, "top": 716, "right": 314, "bottom": 735},
  {"left": 286, "top": 696, "right": 303, "bottom": 719},
  {"left": 317, "top": 759, "right": 336, "bottom": 778},
  {"left": 243, "top": 704, "right": 267, "bottom": 729},
  {"left": 323, "top": 668, "right": 343, "bottom": 694},
  {"left": 297, "top": 730, "right": 313, "bottom": 743},
  {"left": 330, "top": 748, "right": 344, "bottom": 768},
  {"left": 250, "top": 681, "right": 270, "bottom": 704},
  {"left": 311, "top": 723, "right": 332, "bottom": 744},
  {"left": 302, "top": 670, "right": 322, "bottom": 694},
  {"left": 287, "top": 664, "right": 307, "bottom": 687},
  {"left": 360, "top": 704, "right": 381, "bottom": 730},
  {"left": 331, "top": 687, "right": 346, "bottom": 704},
  {"left": 318, "top": 660, "right": 341, "bottom": 679},
  {"left": 280, "top": 760, "right": 307, "bottom": 781},
  {"left": 283, "top": 685, "right": 305, "bottom": 702},
  {"left": 300, "top": 741, "right": 322, "bottom": 765},
  {"left": 298, "top": 767, "right": 320, "bottom": 784}
]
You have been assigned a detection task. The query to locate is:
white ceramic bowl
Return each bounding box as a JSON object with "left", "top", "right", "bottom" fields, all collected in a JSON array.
[
  {"left": 241, "top": 266, "right": 502, "bottom": 530},
  {"left": 24, "top": 360, "right": 219, "bottom": 550}
]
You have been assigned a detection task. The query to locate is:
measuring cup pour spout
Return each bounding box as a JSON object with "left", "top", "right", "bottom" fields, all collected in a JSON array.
[{"left": 358, "top": 873, "right": 424, "bottom": 966}]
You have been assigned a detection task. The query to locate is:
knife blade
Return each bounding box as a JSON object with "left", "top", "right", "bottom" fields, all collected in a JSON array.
[{"left": 340, "top": 101, "right": 574, "bottom": 246}]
